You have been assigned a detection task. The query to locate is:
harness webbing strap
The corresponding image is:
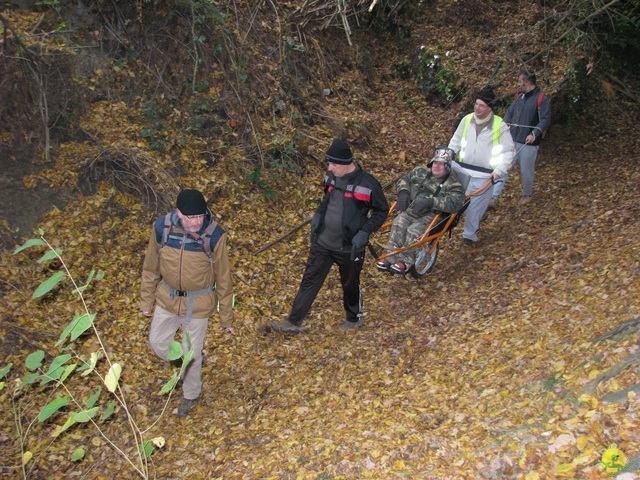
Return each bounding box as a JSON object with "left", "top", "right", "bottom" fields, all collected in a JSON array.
[
  {"left": 161, "top": 212, "right": 219, "bottom": 257},
  {"left": 161, "top": 279, "right": 214, "bottom": 321}
]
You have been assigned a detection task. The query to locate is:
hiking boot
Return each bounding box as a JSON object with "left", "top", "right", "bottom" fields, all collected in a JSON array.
[
  {"left": 338, "top": 319, "right": 362, "bottom": 331},
  {"left": 390, "top": 261, "right": 410, "bottom": 274},
  {"left": 488, "top": 198, "right": 498, "bottom": 210},
  {"left": 177, "top": 396, "right": 200, "bottom": 417},
  {"left": 270, "top": 319, "right": 305, "bottom": 333},
  {"left": 461, "top": 238, "right": 475, "bottom": 250},
  {"left": 519, "top": 195, "right": 532, "bottom": 204},
  {"left": 375, "top": 259, "right": 391, "bottom": 272}
]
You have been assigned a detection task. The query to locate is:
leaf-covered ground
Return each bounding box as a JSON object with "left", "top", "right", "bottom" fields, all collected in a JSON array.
[{"left": 1, "top": 2, "right": 640, "bottom": 479}]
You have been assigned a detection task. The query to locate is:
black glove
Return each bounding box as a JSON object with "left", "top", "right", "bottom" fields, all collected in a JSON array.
[
  {"left": 310, "top": 214, "right": 321, "bottom": 242},
  {"left": 411, "top": 197, "right": 434, "bottom": 215},
  {"left": 350, "top": 230, "right": 369, "bottom": 261},
  {"left": 396, "top": 190, "right": 410, "bottom": 212}
]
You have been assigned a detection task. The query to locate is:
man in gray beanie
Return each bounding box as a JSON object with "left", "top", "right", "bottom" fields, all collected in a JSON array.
[{"left": 270, "top": 139, "right": 388, "bottom": 333}]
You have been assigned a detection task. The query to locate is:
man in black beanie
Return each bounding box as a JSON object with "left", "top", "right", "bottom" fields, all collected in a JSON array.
[
  {"left": 448, "top": 87, "right": 514, "bottom": 246},
  {"left": 140, "top": 189, "right": 235, "bottom": 416},
  {"left": 270, "top": 139, "right": 389, "bottom": 333}
]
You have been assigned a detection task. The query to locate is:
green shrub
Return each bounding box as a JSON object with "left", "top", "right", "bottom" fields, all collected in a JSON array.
[
  {"left": 416, "top": 47, "right": 464, "bottom": 104},
  {"left": 3, "top": 234, "right": 193, "bottom": 478}
]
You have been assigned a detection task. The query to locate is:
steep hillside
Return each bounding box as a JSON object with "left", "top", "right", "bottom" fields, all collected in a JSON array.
[{"left": 1, "top": 1, "right": 639, "bottom": 479}]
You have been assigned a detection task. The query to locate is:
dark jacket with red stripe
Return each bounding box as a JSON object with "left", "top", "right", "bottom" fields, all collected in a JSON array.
[{"left": 313, "top": 164, "right": 389, "bottom": 249}]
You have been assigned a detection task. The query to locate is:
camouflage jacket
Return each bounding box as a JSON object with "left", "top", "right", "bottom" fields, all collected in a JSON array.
[{"left": 397, "top": 166, "right": 465, "bottom": 217}]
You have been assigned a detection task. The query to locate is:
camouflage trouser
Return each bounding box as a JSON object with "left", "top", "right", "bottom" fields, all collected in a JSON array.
[{"left": 386, "top": 211, "right": 434, "bottom": 266}]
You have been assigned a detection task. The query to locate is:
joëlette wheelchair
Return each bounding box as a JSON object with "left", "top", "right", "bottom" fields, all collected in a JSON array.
[{"left": 368, "top": 178, "right": 494, "bottom": 278}]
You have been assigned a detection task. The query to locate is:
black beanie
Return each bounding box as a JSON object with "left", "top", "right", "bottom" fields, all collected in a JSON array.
[
  {"left": 325, "top": 139, "right": 353, "bottom": 165},
  {"left": 476, "top": 87, "right": 496, "bottom": 109},
  {"left": 176, "top": 189, "right": 207, "bottom": 215}
]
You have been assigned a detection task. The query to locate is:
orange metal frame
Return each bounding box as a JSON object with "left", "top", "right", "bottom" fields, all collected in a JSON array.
[{"left": 375, "top": 178, "right": 494, "bottom": 262}]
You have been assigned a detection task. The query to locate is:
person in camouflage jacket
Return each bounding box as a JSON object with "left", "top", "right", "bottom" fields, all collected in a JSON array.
[{"left": 378, "top": 146, "right": 465, "bottom": 274}]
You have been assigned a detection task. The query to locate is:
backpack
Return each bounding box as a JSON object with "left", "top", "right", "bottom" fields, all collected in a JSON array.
[
  {"left": 535, "top": 91, "right": 549, "bottom": 139},
  {"left": 160, "top": 212, "right": 219, "bottom": 258}
]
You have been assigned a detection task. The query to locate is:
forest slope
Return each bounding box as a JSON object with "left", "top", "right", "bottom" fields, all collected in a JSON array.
[{"left": 0, "top": 1, "right": 639, "bottom": 479}]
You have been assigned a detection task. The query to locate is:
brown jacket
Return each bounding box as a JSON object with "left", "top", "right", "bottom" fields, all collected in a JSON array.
[{"left": 139, "top": 213, "right": 234, "bottom": 327}]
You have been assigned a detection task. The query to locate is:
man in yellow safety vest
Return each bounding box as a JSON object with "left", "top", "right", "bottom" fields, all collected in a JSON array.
[{"left": 448, "top": 87, "right": 514, "bottom": 246}]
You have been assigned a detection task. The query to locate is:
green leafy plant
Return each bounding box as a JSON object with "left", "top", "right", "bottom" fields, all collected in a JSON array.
[
  {"left": 416, "top": 47, "right": 464, "bottom": 103},
  {"left": 141, "top": 103, "right": 169, "bottom": 152},
  {"left": 3, "top": 232, "right": 193, "bottom": 479},
  {"left": 265, "top": 136, "right": 301, "bottom": 173},
  {"left": 394, "top": 58, "right": 412, "bottom": 80},
  {"left": 247, "top": 166, "right": 277, "bottom": 200},
  {"left": 172, "top": 0, "right": 231, "bottom": 91},
  {"left": 186, "top": 93, "right": 213, "bottom": 133}
]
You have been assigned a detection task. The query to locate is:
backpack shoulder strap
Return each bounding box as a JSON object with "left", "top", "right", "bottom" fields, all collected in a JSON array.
[
  {"left": 537, "top": 91, "right": 545, "bottom": 107},
  {"left": 201, "top": 219, "right": 220, "bottom": 257},
  {"left": 161, "top": 212, "right": 172, "bottom": 246}
]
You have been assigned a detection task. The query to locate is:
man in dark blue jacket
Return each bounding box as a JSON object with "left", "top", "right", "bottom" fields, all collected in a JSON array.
[
  {"left": 490, "top": 71, "right": 551, "bottom": 207},
  {"left": 270, "top": 139, "right": 389, "bottom": 333}
]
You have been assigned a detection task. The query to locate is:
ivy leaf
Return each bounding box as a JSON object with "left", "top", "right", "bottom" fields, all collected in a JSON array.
[
  {"left": 38, "top": 396, "right": 69, "bottom": 422},
  {"left": 85, "top": 387, "right": 102, "bottom": 408},
  {"left": 104, "top": 363, "right": 122, "bottom": 393},
  {"left": 25, "top": 350, "right": 45, "bottom": 370},
  {"left": 37, "top": 249, "right": 62, "bottom": 263},
  {"left": 13, "top": 238, "right": 46, "bottom": 254},
  {"left": 75, "top": 407, "right": 99, "bottom": 423},
  {"left": 70, "top": 448, "right": 85, "bottom": 462},
  {"left": 139, "top": 441, "right": 154, "bottom": 460},
  {"left": 32, "top": 271, "right": 65, "bottom": 299},
  {"left": 0, "top": 363, "right": 12, "bottom": 380},
  {"left": 167, "top": 341, "right": 183, "bottom": 361},
  {"left": 80, "top": 350, "right": 102, "bottom": 376},
  {"left": 100, "top": 400, "right": 116, "bottom": 421},
  {"left": 160, "top": 371, "right": 180, "bottom": 394}
]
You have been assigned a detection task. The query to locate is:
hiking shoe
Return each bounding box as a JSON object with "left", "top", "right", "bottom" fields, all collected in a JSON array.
[
  {"left": 390, "top": 261, "right": 410, "bottom": 274},
  {"left": 177, "top": 397, "right": 200, "bottom": 417},
  {"left": 270, "top": 319, "right": 305, "bottom": 333},
  {"left": 488, "top": 198, "right": 498, "bottom": 210},
  {"left": 338, "top": 319, "right": 362, "bottom": 331},
  {"left": 519, "top": 195, "right": 532, "bottom": 204},
  {"left": 375, "top": 259, "right": 391, "bottom": 272},
  {"left": 461, "top": 238, "right": 475, "bottom": 250}
]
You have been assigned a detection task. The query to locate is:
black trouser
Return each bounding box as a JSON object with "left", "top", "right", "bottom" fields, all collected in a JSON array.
[{"left": 288, "top": 243, "right": 364, "bottom": 325}]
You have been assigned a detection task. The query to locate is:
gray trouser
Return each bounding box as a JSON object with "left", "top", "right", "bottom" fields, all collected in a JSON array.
[
  {"left": 452, "top": 163, "right": 493, "bottom": 243},
  {"left": 149, "top": 305, "right": 209, "bottom": 400},
  {"left": 492, "top": 143, "right": 539, "bottom": 198}
]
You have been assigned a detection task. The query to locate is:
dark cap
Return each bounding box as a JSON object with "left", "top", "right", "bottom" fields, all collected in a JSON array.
[
  {"left": 325, "top": 139, "right": 353, "bottom": 165},
  {"left": 476, "top": 87, "right": 496, "bottom": 109},
  {"left": 176, "top": 189, "right": 207, "bottom": 215}
]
